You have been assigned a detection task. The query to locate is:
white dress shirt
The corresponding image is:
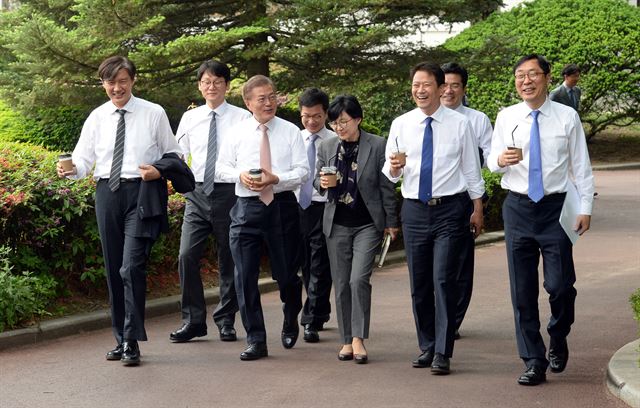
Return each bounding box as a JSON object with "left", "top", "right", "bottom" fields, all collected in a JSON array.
[
  {"left": 453, "top": 104, "right": 493, "bottom": 167},
  {"left": 382, "top": 106, "right": 485, "bottom": 200},
  {"left": 175, "top": 101, "right": 252, "bottom": 182},
  {"left": 217, "top": 115, "right": 310, "bottom": 197},
  {"left": 294, "top": 126, "right": 336, "bottom": 203},
  {"left": 72, "top": 95, "right": 180, "bottom": 180},
  {"left": 487, "top": 98, "right": 594, "bottom": 214}
]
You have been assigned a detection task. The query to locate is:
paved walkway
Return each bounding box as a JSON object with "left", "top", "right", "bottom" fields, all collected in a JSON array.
[{"left": 0, "top": 170, "right": 638, "bottom": 408}]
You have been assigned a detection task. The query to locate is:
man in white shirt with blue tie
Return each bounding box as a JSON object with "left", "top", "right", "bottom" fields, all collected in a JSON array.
[
  {"left": 57, "top": 56, "right": 181, "bottom": 366},
  {"left": 217, "top": 75, "right": 309, "bottom": 361},
  {"left": 488, "top": 54, "right": 594, "bottom": 386},
  {"left": 382, "top": 62, "right": 484, "bottom": 375},
  {"left": 168, "top": 60, "right": 251, "bottom": 344},
  {"left": 295, "top": 88, "right": 336, "bottom": 343}
]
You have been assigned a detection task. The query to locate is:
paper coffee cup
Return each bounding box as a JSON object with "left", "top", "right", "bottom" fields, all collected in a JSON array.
[
  {"left": 321, "top": 166, "right": 337, "bottom": 188},
  {"left": 393, "top": 151, "right": 407, "bottom": 166},
  {"left": 507, "top": 146, "right": 523, "bottom": 161},
  {"left": 58, "top": 154, "right": 73, "bottom": 172}
]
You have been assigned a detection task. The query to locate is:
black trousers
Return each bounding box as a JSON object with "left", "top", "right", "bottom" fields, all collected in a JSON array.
[
  {"left": 299, "top": 202, "right": 332, "bottom": 327},
  {"left": 178, "top": 183, "right": 238, "bottom": 327},
  {"left": 402, "top": 194, "right": 470, "bottom": 357},
  {"left": 229, "top": 192, "right": 303, "bottom": 344},
  {"left": 95, "top": 180, "right": 155, "bottom": 343},
  {"left": 503, "top": 192, "right": 576, "bottom": 369},
  {"left": 455, "top": 228, "right": 475, "bottom": 330}
]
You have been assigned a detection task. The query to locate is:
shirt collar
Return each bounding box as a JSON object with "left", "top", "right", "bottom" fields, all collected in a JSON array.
[
  {"left": 110, "top": 94, "right": 136, "bottom": 113},
  {"left": 250, "top": 115, "right": 276, "bottom": 132},
  {"left": 303, "top": 127, "right": 331, "bottom": 141},
  {"left": 516, "top": 97, "right": 552, "bottom": 119},
  {"left": 209, "top": 100, "right": 229, "bottom": 117},
  {"left": 414, "top": 104, "right": 446, "bottom": 123}
]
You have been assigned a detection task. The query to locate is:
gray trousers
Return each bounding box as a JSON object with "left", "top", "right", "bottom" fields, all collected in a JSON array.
[{"left": 325, "top": 223, "right": 381, "bottom": 344}]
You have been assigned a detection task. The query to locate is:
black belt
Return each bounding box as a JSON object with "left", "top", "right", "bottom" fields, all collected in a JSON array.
[
  {"left": 509, "top": 191, "right": 566, "bottom": 202},
  {"left": 99, "top": 177, "right": 141, "bottom": 183},
  {"left": 407, "top": 192, "right": 468, "bottom": 206},
  {"left": 242, "top": 191, "right": 296, "bottom": 201}
]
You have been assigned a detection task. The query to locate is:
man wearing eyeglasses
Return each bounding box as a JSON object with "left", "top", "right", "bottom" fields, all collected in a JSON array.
[
  {"left": 440, "top": 62, "right": 493, "bottom": 341},
  {"left": 169, "top": 60, "right": 251, "bottom": 344},
  {"left": 383, "top": 62, "right": 485, "bottom": 375},
  {"left": 295, "top": 88, "right": 336, "bottom": 343},
  {"left": 487, "top": 54, "right": 594, "bottom": 386},
  {"left": 217, "top": 75, "right": 309, "bottom": 360}
]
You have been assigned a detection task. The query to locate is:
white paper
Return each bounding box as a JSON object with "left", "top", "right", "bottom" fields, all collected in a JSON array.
[{"left": 559, "top": 181, "right": 581, "bottom": 245}]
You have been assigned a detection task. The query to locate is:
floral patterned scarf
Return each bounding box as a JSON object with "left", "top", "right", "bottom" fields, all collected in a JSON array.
[{"left": 329, "top": 139, "right": 359, "bottom": 208}]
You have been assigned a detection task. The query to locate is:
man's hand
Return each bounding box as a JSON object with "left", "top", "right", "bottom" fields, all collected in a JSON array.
[
  {"left": 574, "top": 214, "right": 591, "bottom": 236},
  {"left": 498, "top": 148, "right": 522, "bottom": 168},
  {"left": 139, "top": 164, "right": 161, "bottom": 181},
  {"left": 384, "top": 227, "right": 401, "bottom": 241},
  {"left": 241, "top": 168, "right": 279, "bottom": 191},
  {"left": 470, "top": 198, "right": 484, "bottom": 239},
  {"left": 56, "top": 162, "right": 77, "bottom": 178},
  {"left": 388, "top": 153, "right": 405, "bottom": 178}
]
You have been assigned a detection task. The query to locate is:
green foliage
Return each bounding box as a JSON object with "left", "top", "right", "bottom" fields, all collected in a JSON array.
[
  {"left": 482, "top": 169, "right": 507, "bottom": 231},
  {"left": 0, "top": 246, "right": 57, "bottom": 332},
  {"left": 443, "top": 0, "right": 640, "bottom": 140},
  {"left": 631, "top": 288, "right": 640, "bottom": 336}
]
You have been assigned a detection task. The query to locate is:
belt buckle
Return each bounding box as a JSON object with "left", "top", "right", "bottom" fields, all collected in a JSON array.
[{"left": 427, "top": 198, "right": 440, "bottom": 206}]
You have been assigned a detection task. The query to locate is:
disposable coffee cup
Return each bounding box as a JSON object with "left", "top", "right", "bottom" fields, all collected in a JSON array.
[
  {"left": 249, "top": 168, "right": 262, "bottom": 182},
  {"left": 58, "top": 154, "right": 73, "bottom": 172},
  {"left": 393, "top": 151, "right": 407, "bottom": 166},
  {"left": 507, "top": 146, "right": 523, "bottom": 161},
  {"left": 321, "top": 166, "right": 337, "bottom": 188}
]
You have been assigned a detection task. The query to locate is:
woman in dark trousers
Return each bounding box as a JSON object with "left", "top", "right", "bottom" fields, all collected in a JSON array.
[{"left": 314, "top": 95, "right": 400, "bottom": 363}]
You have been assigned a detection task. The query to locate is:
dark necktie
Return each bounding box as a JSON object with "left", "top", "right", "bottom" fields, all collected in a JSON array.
[
  {"left": 528, "top": 110, "right": 544, "bottom": 202},
  {"left": 299, "top": 134, "right": 318, "bottom": 210},
  {"left": 202, "top": 111, "right": 217, "bottom": 196},
  {"left": 108, "top": 109, "right": 127, "bottom": 192},
  {"left": 418, "top": 117, "right": 434, "bottom": 204},
  {"left": 568, "top": 88, "right": 577, "bottom": 110}
]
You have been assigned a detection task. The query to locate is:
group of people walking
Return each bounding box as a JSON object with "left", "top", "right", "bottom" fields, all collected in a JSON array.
[{"left": 56, "top": 53, "right": 594, "bottom": 387}]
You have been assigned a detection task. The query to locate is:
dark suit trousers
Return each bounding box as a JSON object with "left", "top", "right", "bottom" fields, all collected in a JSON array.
[
  {"left": 503, "top": 192, "right": 576, "bottom": 369},
  {"left": 178, "top": 183, "right": 238, "bottom": 327},
  {"left": 455, "top": 232, "right": 475, "bottom": 329},
  {"left": 95, "top": 180, "right": 155, "bottom": 343},
  {"left": 299, "top": 202, "right": 332, "bottom": 327},
  {"left": 402, "top": 195, "right": 469, "bottom": 357},
  {"left": 229, "top": 192, "right": 303, "bottom": 344}
]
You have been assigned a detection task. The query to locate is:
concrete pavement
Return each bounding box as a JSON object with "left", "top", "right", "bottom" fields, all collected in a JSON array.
[{"left": 0, "top": 169, "right": 638, "bottom": 408}]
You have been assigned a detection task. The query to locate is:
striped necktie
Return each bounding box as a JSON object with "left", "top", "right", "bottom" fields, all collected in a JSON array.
[
  {"left": 202, "top": 111, "right": 217, "bottom": 196},
  {"left": 108, "top": 109, "right": 127, "bottom": 192},
  {"left": 528, "top": 110, "right": 544, "bottom": 202}
]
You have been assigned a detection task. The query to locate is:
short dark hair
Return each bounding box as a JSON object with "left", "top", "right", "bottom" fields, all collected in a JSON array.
[
  {"left": 242, "top": 75, "right": 276, "bottom": 100},
  {"left": 299, "top": 88, "right": 330, "bottom": 111},
  {"left": 410, "top": 62, "right": 445, "bottom": 86},
  {"left": 441, "top": 62, "right": 468, "bottom": 87},
  {"left": 327, "top": 95, "right": 363, "bottom": 122},
  {"left": 98, "top": 56, "right": 136, "bottom": 81},
  {"left": 196, "top": 60, "right": 231, "bottom": 82},
  {"left": 561, "top": 63, "right": 581, "bottom": 77},
  {"left": 513, "top": 54, "right": 551, "bottom": 75}
]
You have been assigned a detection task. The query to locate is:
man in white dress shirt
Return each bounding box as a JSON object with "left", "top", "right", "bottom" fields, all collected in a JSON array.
[
  {"left": 217, "top": 75, "right": 309, "bottom": 360},
  {"left": 382, "top": 62, "right": 484, "bottom": 375},
  {"left": 295, "top": 88, "right": 336, "bottom": 343},
  {"left": 440, "top": 62, "right": 493, "bottom": 339},
  {"left": 488, "top": 54, "right": 594, "bottom": 386},
  {"left": 56, "top": 56, "right": 181, "bottom": 365},
  {"left": 168, "top": 60, "right": 251, "bottom": 344}
]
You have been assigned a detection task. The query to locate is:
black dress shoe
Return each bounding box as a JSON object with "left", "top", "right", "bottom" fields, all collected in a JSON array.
[
  {"left": 549, "top": 337, "right": 569, "bottom": 373},
  {"left": 303, "top": 324, "right": 319, "bottom": 343},
  {"left": 239, "top": 343, "right": 268, "bottom": 361},
  {"left": 106, "top": 344, "right": 124, "bottom": 361},
  {"left": 430, "top": 353, "right": 450, "bottom": 375},
  {"left": 412, "top": 350, "right": 434, "bottom": 368},
  {"left": 518, "top": 366, "right": 546, "bottom": 385},
  {"left": 281, "top": 322, "right": 299, "bottom": 349},
  {"left": 121, "top": 341, "right": 140, "bottom": 366},
  {"left": 218, "top": 325, "right": 237, "bottom": 342},
  {"left": 169, "top": 323, "right": 207, "bottom": 343}
]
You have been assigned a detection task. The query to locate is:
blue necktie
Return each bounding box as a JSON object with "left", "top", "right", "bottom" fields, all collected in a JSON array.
[
  {"left": 299, "top": 134, "right": 318, "bottom": 210},
  {"left": 418, "top": 117, "right": 434, "bottom": 204},
  {"left": 528, "top": 110, "right": 544, "bottom": 202}
]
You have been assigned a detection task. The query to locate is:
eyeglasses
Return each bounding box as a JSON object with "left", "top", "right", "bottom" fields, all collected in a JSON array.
[
  {"left": 514, "top": 70, "right": 545, "bottom": 81},
  {"left": 301, "top": 113, "right": 325, "bottom": 121},
  {"left": 329, "top": 118, "right": 354, "bottom": 129},
  {"left": 253, "top": 94, "right": 278, "bottom": 104},
  {"left": 199, "top": 79, "right": 227, "bottom": 89}
]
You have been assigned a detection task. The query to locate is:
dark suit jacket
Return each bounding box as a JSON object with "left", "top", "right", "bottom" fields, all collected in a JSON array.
[
  {"left": 134, "top": 152, "right": 195, "bottom": 239},
  {"left": 313, "top": 130, "right": 399, "bottom": 237},
  {"left": 549, "top": 85, "right": 581, "bottom": 111}
]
